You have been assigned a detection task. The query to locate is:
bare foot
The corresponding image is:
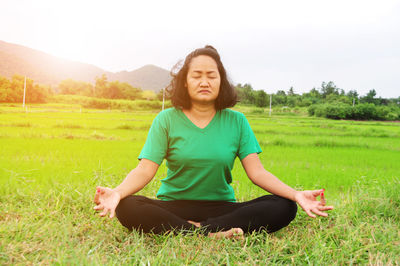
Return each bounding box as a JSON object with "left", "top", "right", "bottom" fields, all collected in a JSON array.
[
  {"left": 187, "top": 221, "right": 244, "bottom": 240},
  {"left": 187, "top": 220, "right": 201, "bottom": 228},
  {"left": 209, "top": 228, "right": 244, "bottom": 240}
]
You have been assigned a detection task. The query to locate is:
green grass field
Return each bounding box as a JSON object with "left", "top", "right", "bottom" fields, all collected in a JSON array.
[{"left": 0, "top": 103, "right": 399, "bottom": 264}]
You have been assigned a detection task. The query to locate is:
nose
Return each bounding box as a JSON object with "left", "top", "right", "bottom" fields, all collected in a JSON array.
[{"left": 200, "top": 79, "right": 209, "bottom": 87}]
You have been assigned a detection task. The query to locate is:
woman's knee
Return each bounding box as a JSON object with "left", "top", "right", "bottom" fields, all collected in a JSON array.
[
  {"left": 115, "top": 195, "right": 150, "bottom": 226},
  {"left": 257, "top": 195, "right": 297, "bottom": 233},
  {"left": 272, "top": 195, "right": 297, "bottom": 221},
  {"left": 284, "top": 198, "right": 297, "bottom": 222},
  {"left": 256, "top": 195, "right": 297, "bottom": 220}
]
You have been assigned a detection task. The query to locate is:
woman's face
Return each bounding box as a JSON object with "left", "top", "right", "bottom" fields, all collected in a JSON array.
[{"left": 186, "top": 55, "right": 221, "bottom": 107}]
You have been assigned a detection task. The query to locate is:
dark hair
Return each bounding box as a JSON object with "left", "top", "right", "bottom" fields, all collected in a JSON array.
[{"left": 166, "top": 45, "right": 237, "bottom": 111}]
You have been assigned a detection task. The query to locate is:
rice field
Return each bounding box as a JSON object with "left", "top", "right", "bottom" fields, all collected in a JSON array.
[{"left": 0, "top": 103, "right": 399, "bottom": 264}]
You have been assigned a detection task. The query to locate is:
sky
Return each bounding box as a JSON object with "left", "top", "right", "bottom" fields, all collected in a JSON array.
[{"left": 1, "top": 0, "right": 400, "bottom": 98}]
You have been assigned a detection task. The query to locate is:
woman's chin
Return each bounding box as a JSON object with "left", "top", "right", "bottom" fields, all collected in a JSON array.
[{"left": 192, "top": 99, "right": 216, "bottom": 106}]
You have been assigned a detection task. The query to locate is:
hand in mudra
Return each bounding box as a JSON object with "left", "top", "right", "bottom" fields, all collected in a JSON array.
[
  {"left": 294, "top": 189, "right": 334, "bottom": 218},
  {"left": 93, "top": 186, "right": 121, "bottom": 218}
]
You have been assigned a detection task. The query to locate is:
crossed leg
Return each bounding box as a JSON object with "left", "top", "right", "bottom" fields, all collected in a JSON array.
[{"left": 115, "top": 195, "right": 297, "bottom": 238}]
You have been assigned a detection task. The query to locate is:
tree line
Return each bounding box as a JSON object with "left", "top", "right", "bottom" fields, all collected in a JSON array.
[
  {"left": 236, "top": 82, "right": 400, "bottom": 120},
  {"left": 0, "top": 75, "right": 52, "bottom": 103},
  {"left": 0, "top": 74, "right": 159, "bottom": 103},
  {"left": 236, "top": 81, "right": 398, "bottom": 107},
  {"left": 1, "top": 74, "right": 399, "bottom": 120}
]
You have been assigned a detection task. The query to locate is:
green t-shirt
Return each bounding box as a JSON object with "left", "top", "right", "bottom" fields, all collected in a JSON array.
[{"left": 138, "top": 107, "right": 262, "bottom": 202}]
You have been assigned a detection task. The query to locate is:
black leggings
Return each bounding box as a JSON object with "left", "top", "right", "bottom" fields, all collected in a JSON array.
[{"left": 115, "top": 195, "right": 297, "bottom": 234}]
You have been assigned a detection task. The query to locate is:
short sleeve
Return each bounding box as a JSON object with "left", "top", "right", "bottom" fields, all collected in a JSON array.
[
  {"left": 138, "top": 113, "right": 168, "bottom": 165},
  {"left": 237, "top": 114, "right": 262, "bottom": 160}
]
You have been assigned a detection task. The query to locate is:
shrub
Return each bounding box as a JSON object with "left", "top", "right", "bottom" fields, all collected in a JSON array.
[
  {"left": 308, "top": 103, "right": 400, "bottom": 121},
  {"left": 324, "top": 104, "right": 351, "bottom": 120},
  {"left": 314, "top": 105, "right": 327, "bottom": 118},
  {"left": 307, "top": 105, "right": 317, "bottom": 116},
  {"left": 83, "top": 98, "right": 111, "bottom": 109},
  {"left": 52, "top": 95, "right": 172, "bottom": 111},
  {"left": 250, "top": 107, "right": 264, "bottom": 114},
  {"left": 352, "top": 104, "right": 377, "bottom": 120},
  {"left": 385, "top": 112, "right": 399, "bottom": 121}
]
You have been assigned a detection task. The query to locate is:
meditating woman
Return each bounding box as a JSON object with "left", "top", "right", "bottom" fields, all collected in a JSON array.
[{"left": 94, "top": 45, "right": 333, "bottom": 239}]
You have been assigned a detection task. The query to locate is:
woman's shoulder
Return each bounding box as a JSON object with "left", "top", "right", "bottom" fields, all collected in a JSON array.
[
  {"left": 152, "top": 108, "right": 182, "bottom": 128},
  {"left": 220, "top": 108, "right": 246, "bottom": 120},
  {"left": 156, "top": 107, "right": 180, "bottom": 119}
]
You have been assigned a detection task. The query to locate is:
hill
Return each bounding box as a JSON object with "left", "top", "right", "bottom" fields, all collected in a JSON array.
[
  {"left": 112, "top": 64, "right": 171, "bottom": 92},
  {"left": 0, "top": 40, "right": 171, "bottom": 92}
]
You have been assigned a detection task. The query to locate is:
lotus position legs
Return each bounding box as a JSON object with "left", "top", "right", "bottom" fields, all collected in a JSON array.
[{"left": 115, "top": 194, "right": 297, "bottom": 238}]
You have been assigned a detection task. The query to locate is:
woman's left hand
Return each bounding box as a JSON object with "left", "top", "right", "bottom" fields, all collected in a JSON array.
[{"left": 294, "top": 189, "right": 334, "bottom": 218}]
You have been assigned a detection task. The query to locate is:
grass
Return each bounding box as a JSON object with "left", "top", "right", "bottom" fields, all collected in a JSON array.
[{"left": 0, "top": 103, "right": 399, "bottom": 264}]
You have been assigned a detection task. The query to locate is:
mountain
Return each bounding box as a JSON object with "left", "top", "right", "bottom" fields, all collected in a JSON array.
[
  {"left": 0, "top": 40, "right": 171, "bottom": 92},
  {"left": 112, "top": 65, "right": 171, "bottom": 92}
]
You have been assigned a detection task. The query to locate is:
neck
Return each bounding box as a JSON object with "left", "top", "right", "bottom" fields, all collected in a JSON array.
[{"left": 186, "top": 102, "right": 216, "bottom": 119}]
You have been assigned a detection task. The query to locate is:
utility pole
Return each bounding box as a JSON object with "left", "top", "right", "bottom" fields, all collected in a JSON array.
[
  {"left": 22, "top": 76, "right": 26, "bottom": 108},
  {"left": 162, "top": 87, "right": 165, "bottom": 111},
  {"left": 352, "top": 98, "right": 355, "bottom": 107},
  {"left": 269, "top": 94, "right": 272, "bottom": 117}
]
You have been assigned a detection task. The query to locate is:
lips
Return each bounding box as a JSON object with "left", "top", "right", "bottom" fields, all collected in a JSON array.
[{"left": 199, "top": 90, "right": 211, "bottom": 93}]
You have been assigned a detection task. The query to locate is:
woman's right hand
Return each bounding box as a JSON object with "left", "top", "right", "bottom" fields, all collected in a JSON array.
[{"left": 93, "top": 186, "right": 121, "bottom": 218}]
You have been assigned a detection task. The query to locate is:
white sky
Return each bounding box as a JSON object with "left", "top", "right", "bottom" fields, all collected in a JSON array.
[{"left": 1, "top": 0, "right": 400, "bottom": 98}]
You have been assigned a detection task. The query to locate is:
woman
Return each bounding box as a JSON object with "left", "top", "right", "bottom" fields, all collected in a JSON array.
[{"left": 94, "top": 45, "right": 333, "bottom": 239}]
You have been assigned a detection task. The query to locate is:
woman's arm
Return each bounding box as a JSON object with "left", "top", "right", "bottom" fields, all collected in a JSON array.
[
  {"left": 240, "top": 153, "right": 333, "bottom": 217},
  {"left": 240, "top": 153, "right": 297, "bottom": 200},
  {"left": 94, "top": 158, "right": 159, "bottom": 218},
  {"left": 114, "top": 158, "right": 159, "bottom": 199}
]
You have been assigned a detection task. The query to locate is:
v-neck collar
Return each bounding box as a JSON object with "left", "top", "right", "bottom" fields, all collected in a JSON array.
[{"left": 176, "top": 108, "right": 219, "bottom": 132}]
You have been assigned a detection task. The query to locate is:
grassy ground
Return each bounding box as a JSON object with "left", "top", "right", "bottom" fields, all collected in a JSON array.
[{"left": 0, "top": 103, "right": 399, "bottom": 264}]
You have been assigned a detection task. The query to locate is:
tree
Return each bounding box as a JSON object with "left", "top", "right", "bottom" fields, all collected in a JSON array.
[
  {"left": 287, "top": 87, "right": 295, "bottom": 96},
  {"left": 0, "top": 76, "right": 12, "bottom": 102},
  {"left": 309, "top": 88, "right": 321, "bottom": 96},
  {"left": 58, "top": 79, "right": 94, "bottom": 96},
  {"left": 273, "top": 90, "right": 287, "bottom": 105},
  {"left": 276, "top": 90, "right": 286, "bottom": 96},
  {"left": 255, "top": 90, "right": 268, "bottom": 107},
  {"left": 320, "top": 81, "right": 339, "bottom": 98},
  {"left": 301, "top": 88, "right": 322, "bottom": 105},
  {"left": 93, "top": 75, "right": 142, "bottom": 100},
  {"left": 346, "top": 90, "right": 358, "bottom": 98},
  {"left": 95, "top": 74, "right": 108, "bottom": 98},
  {"left": 235, "top": 83, "right": 256, "bottom": 105},
  {"left": 120, "top": 82, "right": 142, "bottom": 100},
  {"left": 0, "top": 75, "right": 50, "bottom": 103},
  {"left": 105, "top": 81, "right": 124, "bottom": 99},
  {"left": 361, "top": 89, "right": 377, "bottom": 104},
  {"left": 346, "top": 90, "right": 359, "bottom": 105}
]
